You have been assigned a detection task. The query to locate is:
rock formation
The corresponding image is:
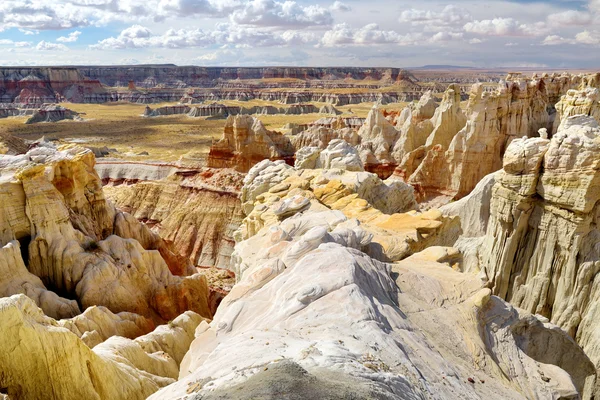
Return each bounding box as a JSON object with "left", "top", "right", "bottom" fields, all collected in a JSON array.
[
  {"left": 397, "top": 76, "right": 554, "bottom": 203},
  {"left": 0, "top": 294, "right": 204, "bottom": 400},
  {"left": 102, "top": 165, "right": 244, "bottom": 269},
  {"left": 440, "top": 116, "right": 600, "bottom": 382},
  {"left": 474, "top": 116, "right": 600, "bottom": 368},
  {"left": 25, "top": 105, "right": 81, "bottom": 124},
  {"left": 149, "top": 155, "right": 596, "bottom": 400},
  {"left": 0, "top": 142, "right": 211, "bottom": 323},
  {"left": 553, "top": 88, "right": 600, "bottom": 131},
  {"left": 207, "top": 115, "right": 294, "bottom": 172},
  {"left": 295, "top": 139, "right": 363, "bottom": 171}
]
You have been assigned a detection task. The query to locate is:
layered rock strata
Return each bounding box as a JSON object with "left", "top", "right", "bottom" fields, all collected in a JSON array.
[
  {"left": 102, "top": 166, "right": 244, "bottom": 269},
  {"left": 441, "top": 116, "right": 600, "bottom": 379},
  {"left": 25, "top": 104, "right": 81, "bottom": 124},
  {"left": 476, "top": 115, "right": 600, "bottom": 370},
  {"left": 553, "top": 88, "right": 600, "bottom": 130}
]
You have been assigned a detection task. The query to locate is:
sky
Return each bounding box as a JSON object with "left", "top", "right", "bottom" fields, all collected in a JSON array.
[{"left": 0, "top": 0, "right": 598, "bottom": 68}]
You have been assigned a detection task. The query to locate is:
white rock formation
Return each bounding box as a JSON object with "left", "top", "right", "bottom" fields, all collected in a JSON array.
[
  {"left": 295, "top": 139, "right": 363, "bottom": 171},
  {"left": 149, "top": 155, "right": 596, "bottom": 400}
]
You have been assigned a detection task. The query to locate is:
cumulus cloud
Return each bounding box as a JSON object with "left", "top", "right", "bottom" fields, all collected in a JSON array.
[
  {"left": 463, "top": 18, "right": 548, "bottom": 37},
  {"left": 230, "top": 0, "right": 332, "bottom": 28},
  {"left": 541, "top": 35, "right": 571, "bottom": 45},
  {"left": 0, "top": 1, "right": 89, "bottom": 31},
  {"left": 92, "top": 23, "right": 319, "bottom": 50},
  {"left": 575, "top": 30, "right": 600, "bottom": 45},
  {"left": 542, "top": 30, "right": 600, "bottom": 46},
  {"left": 57, "top": 30, "right": 81, "bottom": 42},
  {"left": 36, "top": 40, "right": 69, "bottom": 50},
  {"left": 429, "top": 31, "right": 463, "bottom": 43},
  {"left": 547, "top": 10, "right": 593, "bottom": 27},
  {"left": 330, "top": 1, "right": 351, "bottom": 12},
  {"left": 400, "top": 5, "right": 471, "bottom": 29},
  {"left": 0, "top": 39, "right": 32, "bottom": 47},
  {"left": 320, "top": 23, "right": 420, "bottom": 47}
]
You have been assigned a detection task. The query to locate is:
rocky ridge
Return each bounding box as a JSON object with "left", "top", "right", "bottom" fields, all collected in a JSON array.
[{"left": 150, "top": 154, "right": 596, "bottom": 400}]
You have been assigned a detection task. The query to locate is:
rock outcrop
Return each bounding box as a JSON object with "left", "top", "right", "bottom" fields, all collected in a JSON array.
[
  {"left": 207, "top": 115, "right": 294, "bottom": 172},
  {"left": 295, "top": 139, "right": 363, "bottom": 171},
  {"left": 102, "top": 165, "right": 244, "bottom": 269},
  {"left": 553, "top": 88, "right": 600, "bottom": 131},
  {"left": 0, "top": 143, "right": 211, "bottom": 323},
  {"left": 443, "top": 116, "right": 600, "bottom": 378},
  {"left": 0, "top": 294, "right": 204, "bottom": 400},
  {"left": 25, "top": 104, "right": 81, "bottom": 124},
  {"left": 149, "top": 155, "right": 596, "bottom": 400}
]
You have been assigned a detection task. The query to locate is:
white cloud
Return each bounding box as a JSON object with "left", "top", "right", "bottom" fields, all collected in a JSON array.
[
  {"left": 505, "top": 42, "right": 518, "bottom": 46},
  {"left": 543, "top": 30, "right": 600, "bottom": 46},
  {"left": 57, "top": 30, "right": 82, "bottom": 42},
  {"left": 541, "top": 35, "right": 571, "bottom": 45},
  {"left": 547, "top": 10, "right": 593, "bottom": 27},
  {"left": 230, "top": 0, "right": 333, "bottom": 28},
  {"left": 575, "top": 29, "right": 600, "bottom": 45},
  {"left": 400, "top": 5, "right": 471, "bottom": 29},
  {"left": 331, "top": 1, "right": 351, "bottom": 12},
  {"left": 0, "top": 39, "right": 32, "bottom": 47},
  {"left": 36, "top": 40, "right": 69, "bottom": 51},
  {"left": 463, "top": 18, "right": 548, "bottom": 37},
  {"left": 320, "top": 23, "right": 420, "bottom": 47},
  {"left": 0, "top": 1, "right": 89, "bottom": 31},
  {"left": 468, "top": 38, "right": 484, "bottom": 44},
  {"left": 91, "top": 23, "right": 319, "bottom": 50},
  {"left": 19, "top": 28, "right": 38, "bottom": 35},
  {"left": 429, "top": 31, "right": 463, "bottom": 43}
]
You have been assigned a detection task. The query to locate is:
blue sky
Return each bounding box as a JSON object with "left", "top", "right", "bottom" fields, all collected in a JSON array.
[{"left": 0, "top": 0, "right": 598, "bottom": 68}]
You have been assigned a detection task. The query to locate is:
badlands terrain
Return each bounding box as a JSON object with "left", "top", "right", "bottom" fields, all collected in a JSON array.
[{"left": 1, "top": 65, "right": 600, "bottom": 399}]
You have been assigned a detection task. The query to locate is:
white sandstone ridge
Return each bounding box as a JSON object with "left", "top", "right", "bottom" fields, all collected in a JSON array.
[
  {"left": 150, "top": 156, "right": 596, "bottom": 400},
  {"left": 444, "top": 115, "right": 600, "bottom": 375},
  {"left": 0, "top": 141, "right": 211, "bottom": 323}
]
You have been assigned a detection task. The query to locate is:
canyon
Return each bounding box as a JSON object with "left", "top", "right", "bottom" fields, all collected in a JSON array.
[{"left": 1, "top": 66, "right": 600, "bottom": 400}]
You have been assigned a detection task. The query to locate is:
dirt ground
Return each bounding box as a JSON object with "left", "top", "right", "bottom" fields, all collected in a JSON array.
[{"left": 0, "top": 99, "right": 409, "bottom": 162}]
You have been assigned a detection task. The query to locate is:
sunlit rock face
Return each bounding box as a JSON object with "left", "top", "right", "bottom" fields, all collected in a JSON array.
[
  {"left": 0, "top": 142, "right": 211, "bottom": 324},
  {"left": 441, "top": 115, "right": 600, "bottom": 379},
  {"left": 207, "top": 115, "right": 295, "bottom": 172},
  {"left": 475, "top": 116, "right": 600, "bottom": 369},
  {"left": 149, "top": 157, "right": 596, "bottom": 400},
  {"left": 0, "top": 294, "right": 205, "bottom": 400},
  {"left": 553, "top": 88, "right": 600, "bottom": 131}
]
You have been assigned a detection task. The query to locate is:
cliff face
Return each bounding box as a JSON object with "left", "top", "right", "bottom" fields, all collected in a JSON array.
[
  {"left": 474, "top": 116, "right": 600, "bottom": 369},
  {"left": 101, "top": 164, "right": 245, "bottom": 269},
  {"left": 388, "top": 73, "right": 598, "bottom": 205},
  {"left": 77, "top": 65, "right": 416, "bottom": 87}
]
